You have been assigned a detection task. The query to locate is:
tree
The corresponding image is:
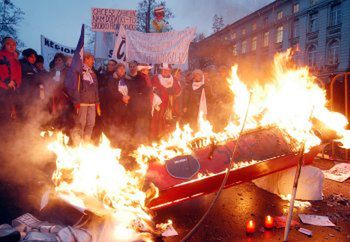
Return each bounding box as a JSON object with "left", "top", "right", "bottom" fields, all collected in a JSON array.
[
  {"left": 193, "top": 32, "right": 206, "bottom": 42},
  {"left": 0, "top": 0, "right": 24, "bottom": 46},
  {"left": 212, "top": 14, "right": 224, "bottom": 33},
  {"left": 137, "top": 0, "right": 174, "bottom": 33}
]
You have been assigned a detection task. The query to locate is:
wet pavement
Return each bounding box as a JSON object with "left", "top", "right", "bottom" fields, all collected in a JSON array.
[
  {"left": 0, "top": 156, "right": 349, "bottom": 242},
  {"left": 154, "top": 159, "right": 350, "bottom": 242}
]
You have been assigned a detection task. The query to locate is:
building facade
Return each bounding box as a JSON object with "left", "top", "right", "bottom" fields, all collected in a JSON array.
[{"left": 189, "top": 0, "right": 350, "bottom": 83}]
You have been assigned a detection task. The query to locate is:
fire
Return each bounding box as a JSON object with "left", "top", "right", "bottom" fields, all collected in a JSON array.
[
  {"left": 46, "top": 49, "right": 350, "bottom": 241},
  {"left": 227, "top": 50, "right": 350, "bottom": 152},
  {"left": 49, "top": 133, "right": 164, "bottom": 241}
]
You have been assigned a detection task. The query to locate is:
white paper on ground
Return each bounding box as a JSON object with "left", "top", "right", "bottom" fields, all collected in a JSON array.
[
  {"left": 299, "top": 214, "right": 335, "bottom": 227},
  {"left": 298, "top": 227, "right": 313, "bottom": 236},
  {"left": 162, "top": 225, "right": 178, "bottom": 237},
  {"left": 323, "top": 163, "right": 350, "bottom": 182}
]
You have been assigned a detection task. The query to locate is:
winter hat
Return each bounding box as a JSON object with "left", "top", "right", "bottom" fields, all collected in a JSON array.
[
  {"left": 1, "top": 36, "right": 16, "bottom": 50},
  {"left": 159, "top": 63, "right": 171, "bottom": 70},
  {"left": 154, "top": 6, "right": 165, "bottom": 13},
  {"left": 22, "top": 48, "right": 37, "bottom": 58},
  {"left": 35, "top": 55, "right": 44, "bottom": 64}
]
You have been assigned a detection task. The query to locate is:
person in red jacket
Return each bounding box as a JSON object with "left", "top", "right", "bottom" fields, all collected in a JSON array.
[
  {"left": 0, "top": 37, "right": 22, "bottom": 121},
  {"left": 151, "top": 63, "right": 181, "bottom": 140}
]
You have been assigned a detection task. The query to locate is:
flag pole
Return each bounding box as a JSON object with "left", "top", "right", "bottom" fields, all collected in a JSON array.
[{"left": 283, "top": 144, "right": 304, "bottom": 241}]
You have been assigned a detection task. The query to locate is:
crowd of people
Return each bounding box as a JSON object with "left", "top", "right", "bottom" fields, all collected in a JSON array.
[{"left": 0, "top": 36, "right": 233, "bottom": 147}]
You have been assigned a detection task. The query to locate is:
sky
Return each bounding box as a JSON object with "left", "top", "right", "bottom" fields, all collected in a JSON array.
[{"left": 13, "top": 0, "right": 273, "bottom": 52}]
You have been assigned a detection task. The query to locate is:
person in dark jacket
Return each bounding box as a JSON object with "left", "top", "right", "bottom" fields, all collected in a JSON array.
[
  {"left": 128, "top": 63, "right": 153, "bottom": 143},
  {"left": 71, "top": 52, "right": 100, "bottom": 144},
  {"left": 99, "top": 59, "right": 117, "bottom": 89},
  {"left": 0, "top": 37, "right": 21, "bottom": 122},
  {"left": 183, "top": 69, "right": 210, "bottom": 130},
  {"left": 100, "top": 63, "right": 131, "bottom": 144}
]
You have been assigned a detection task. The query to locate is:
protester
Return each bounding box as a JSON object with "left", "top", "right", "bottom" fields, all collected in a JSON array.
[
  {"left": 44, "top": 53, "right": 73, "bottom": 129},
  {"left": 150, "top": 6, "right": 170, "bottom": 33},
  {"left": 99, "top": 59, "right": 117, "bottom": 89},
  {"left": 35, "top": 55, "right": 46, "bottom": 73},
  {"left": 65, "top": 55, "right": 73, "bottom": 68},
  {"left": 0, "top": 37, "right": 21, "bottom": 121},
  {"left": 126, "top": 60, "right": 138, "bottom": 80},
  {"left": 71, "top": 52, "right": 100, "bottom": 144},
  {"left": 100, "top": 63, "right": 131, "bottom": 144},
  {"left": 151, "top": 63, "right": 181, "bottom": 139},
  {"left": 183, "top": 69, "right": 210, "bottom": 129},
  {"left": 128, "top": 63, "right": 153, "bottom": 143}
]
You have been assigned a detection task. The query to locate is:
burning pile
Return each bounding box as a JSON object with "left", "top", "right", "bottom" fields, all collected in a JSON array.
[{"left": 47, "top": 50, "right": 350, "bottom": 241}]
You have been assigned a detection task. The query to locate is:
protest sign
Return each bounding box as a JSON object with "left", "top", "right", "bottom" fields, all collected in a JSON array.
[
  {"left": 92, "top": 8, "right": 136, "bottom": 60},
  {"left": 113, "top": 27, "right": 196, "bottom": 64},
  {"left": 40, "top": 35, "right": 75, "bottom": 70},
  {"left": 91, "top": 8, "right": 136, "bottom": 32}
]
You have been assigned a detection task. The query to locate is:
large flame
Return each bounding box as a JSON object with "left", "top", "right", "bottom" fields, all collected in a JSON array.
[{"left": 48, "top": 50, "right": 350, "bottom": 241}]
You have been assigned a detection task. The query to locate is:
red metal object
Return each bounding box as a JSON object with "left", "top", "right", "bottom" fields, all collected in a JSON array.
[{"left": 146, "top": 128, "right": 322, "bottom": 210}]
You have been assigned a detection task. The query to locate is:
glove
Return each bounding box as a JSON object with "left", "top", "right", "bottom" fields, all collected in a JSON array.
[
  {"left": 96, "top": 103, "right": 101, "bottom": 116},
  {"left": 75, "top": 104, "right": 80, "bottom": 114}
]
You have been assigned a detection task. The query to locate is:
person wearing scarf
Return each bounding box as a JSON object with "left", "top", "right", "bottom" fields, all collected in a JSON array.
[
  {"left": 71, "top": 52, "right": 100, "bottom": 144},
  {"left": 151, "top": 63, "right": 181, "bottom": 140},
  {"left": 100, "top": 63, "right": 131, "bottom": 144},
  {"left": 128, "top": 63, "right": 153, "bottom": 143},
  {"left": 183, "top": 69, "right": 209, "bottom": 129}
]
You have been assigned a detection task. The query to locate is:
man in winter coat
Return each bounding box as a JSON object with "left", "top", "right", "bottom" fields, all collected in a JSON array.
[
  {"left": 183, "top": 69, "right": 210, "bottom": 130},
  {"left": 0, "top": 37, "right": 21, "bottom": 122},
  {"left": 71, "top": 52, "right": 100, "bottom": 143},
  {"left": 128, "top": 63, "right": 153, "bottom": 143},
  {"left": 151, "top": 63, "right": 181, "bottom": 139}
]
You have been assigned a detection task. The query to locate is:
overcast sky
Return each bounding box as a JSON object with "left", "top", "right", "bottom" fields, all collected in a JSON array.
[{"left": 13, "top": 0, "right": 273, "bottom": 52}]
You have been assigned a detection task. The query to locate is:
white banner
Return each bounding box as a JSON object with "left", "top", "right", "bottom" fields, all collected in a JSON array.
[
  {"left": 91, "top": 8, "right": 137, "bottom": 32},
  {"left": 121, "top": 27, "right": 196, "bottom": 64},
  {"left": 40, "top": 35, "right": 75, "bottom": 70},
  {"left": 94, "top": 32, "right": 116, "bottom": 59},
  {"left": 112, "top": 25, "right": 127, "bottom": 63}
]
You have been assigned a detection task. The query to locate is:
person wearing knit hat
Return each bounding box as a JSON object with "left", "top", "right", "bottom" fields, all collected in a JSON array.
[
  {"left": 183, "top": 69, "right": 210, "bottom": 129},
  {"left": 151, "top": 63, "right": 181, "bottom": 139},
  {"left": 150, "top": 5, "right": 170, "bottom": 33},
  {"left": 0, "top": 36, "right": 21, "bottom": 121}
]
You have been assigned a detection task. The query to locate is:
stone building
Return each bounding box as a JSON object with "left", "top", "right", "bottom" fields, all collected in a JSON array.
[{"left": 189, "top": 0, "right": 350, "bottom": 83}]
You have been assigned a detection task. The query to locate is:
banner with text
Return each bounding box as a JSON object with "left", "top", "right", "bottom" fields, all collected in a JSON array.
[
  {"left": 118, "top": 27, "right": 196, "bottom": 64},
  {"left": 40, "top": 35, "right": 75, "bottom": 70},
  {"left": 91, "top": 8, "right": 137, "bottom": 32}
]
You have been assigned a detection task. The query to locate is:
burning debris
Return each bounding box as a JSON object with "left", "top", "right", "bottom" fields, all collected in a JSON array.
[{"left": 12, "top": 50, "right": 350, "bottom": 241}]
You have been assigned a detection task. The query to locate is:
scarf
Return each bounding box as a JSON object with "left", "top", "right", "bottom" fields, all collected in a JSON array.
[
  {"left": 158, "top": 74, "right": 173, "bottom": 89},
  {"left": 118, "top": 78, "right": 128, "bottom": 96},
  {"left": 192, "top": 75, "right": 207, "bottom": 119},
  {"left": 82, "top": 64, "right": 94, "bottom": 84}
]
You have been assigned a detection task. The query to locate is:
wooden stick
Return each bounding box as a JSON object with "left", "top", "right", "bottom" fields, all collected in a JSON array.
[{"left": 283, "top": 144, "right": 305, "bottom": 241}]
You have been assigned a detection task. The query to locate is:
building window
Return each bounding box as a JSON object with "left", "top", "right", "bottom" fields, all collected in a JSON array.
[
  {"left": 242, "top": 40, "right": 247, "bottom": 54},
  {"left": 293, "top": 3, "right": 299, "bottom": 13},
  {"left": 263, "top": 31, "right": 269, "bottom": 47},
  {"left": 252, "top": 23, "right": 257, "bottom": 31},
  {"left": 231, "top": 32, "right": 236, "bottom": 40},
  {"left": 276, "top": 26, "right": 283, "bottom": 43},
  {"left": 307, "top": 45, "right": 317, "bottom": 67},
  {"left": 310, "top": 0, "right": 318, "bottom": 5},
  {"left": 309, "top": 12, "right": 318, "bottom": 32},
  {"left": 277, "top": 11, "right": 283, "bottom": 20},
  {"left": 251, "top": 36, "right": 257, "bottom": 51},
  {"left": 330, "top": 4, "right": 342, "bottom": 26},
  {"left": 292, "top": 19, "right": 299, "bottom": 38},
  {"left": 233, "top": 44, "right": 238, "bottom": 56},
  {"left": 242, "top": 28, "right": 246, "bottom": 36},
  {"left": 327, "top": 40, "right": 340, "bottom": 65}
]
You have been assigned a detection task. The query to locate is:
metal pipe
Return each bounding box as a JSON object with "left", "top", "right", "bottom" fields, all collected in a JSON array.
[{"left": 283, "top": 144, "right": 305, "bottom": 242}]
